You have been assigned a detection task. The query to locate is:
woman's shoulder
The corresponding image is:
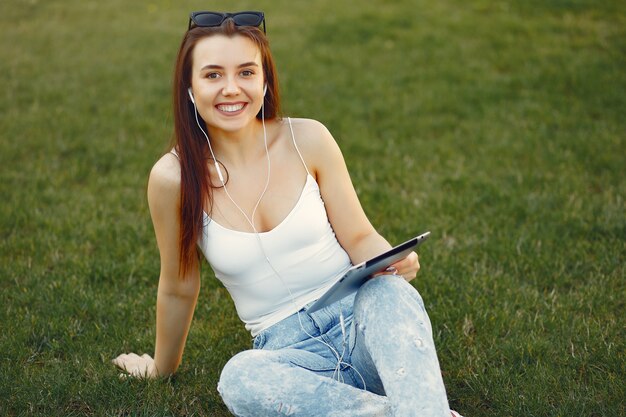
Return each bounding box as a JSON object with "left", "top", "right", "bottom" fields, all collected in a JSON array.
[
  {"left": 280, "top": 117, "right": 343, "bottom": 175},
  {"left": 148, "top": 151, "right": 181, "bottom": 197},
  {"left": 281, "top": 117, "right": 337, "bottom": 153},
  {"left": 283, "top": 117, "right": 332, "bottom": 140}
]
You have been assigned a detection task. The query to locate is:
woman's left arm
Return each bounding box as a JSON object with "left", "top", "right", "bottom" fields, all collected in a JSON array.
[{"left": 296, "top": 119, "right": 420, "bottom": 281}]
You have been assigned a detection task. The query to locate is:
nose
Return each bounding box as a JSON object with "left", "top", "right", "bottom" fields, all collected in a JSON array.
[{"left": 222, "top": 77, "right": 241, "bottom": 96}]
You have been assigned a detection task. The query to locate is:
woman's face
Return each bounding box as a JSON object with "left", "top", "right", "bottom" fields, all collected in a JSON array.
[{"left": 189, "top": 34, "right": 264, "bottom": 134}]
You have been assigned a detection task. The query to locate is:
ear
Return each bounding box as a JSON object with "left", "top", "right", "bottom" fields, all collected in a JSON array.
[{"left": 187, "top": 87, "right": 195, "bottom": 104}]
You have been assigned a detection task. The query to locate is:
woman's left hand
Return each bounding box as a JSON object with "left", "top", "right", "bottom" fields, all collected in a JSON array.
[
  {"left": 112, "top": 352, "right": 158, "bottom": 379},
  {"left": 385, "top": 251, "right": 420, "bottom": 282}
]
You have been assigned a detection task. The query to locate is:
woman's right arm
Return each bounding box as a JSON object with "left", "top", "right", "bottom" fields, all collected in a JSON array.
[{"left": 113, "top": 154, "right": 200, "bottom": 378}]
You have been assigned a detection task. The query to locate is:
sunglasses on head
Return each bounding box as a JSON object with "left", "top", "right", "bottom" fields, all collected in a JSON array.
[{"left": 188, "top": 11, "right": 266, "bottom": 33}]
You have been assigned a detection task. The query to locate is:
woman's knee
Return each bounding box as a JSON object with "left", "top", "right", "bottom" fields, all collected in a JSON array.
[{"left": 218, "top": 349, "right": 270, "bottom": 411}]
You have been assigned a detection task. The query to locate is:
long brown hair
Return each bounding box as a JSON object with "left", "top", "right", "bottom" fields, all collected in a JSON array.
[{"left": 170, "top": 20, "right": 281, "bottom": 277}]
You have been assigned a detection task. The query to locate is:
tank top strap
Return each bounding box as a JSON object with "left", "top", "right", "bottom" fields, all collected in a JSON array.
[
  {"left": 287, "top": 117, "right": 311, "bottom": 176},
  {"left": 169, "top": 148, "right": 179, "bottom": 159}
]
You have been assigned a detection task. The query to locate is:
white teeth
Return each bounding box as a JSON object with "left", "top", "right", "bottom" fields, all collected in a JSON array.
[{"left": 217, "top": 103, "right": 244, "bottom": 112}]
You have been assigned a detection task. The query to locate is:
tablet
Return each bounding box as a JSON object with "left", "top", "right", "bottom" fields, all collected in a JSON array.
[{"left": 307, "top": 232, "right": 430, "bottom": 313}]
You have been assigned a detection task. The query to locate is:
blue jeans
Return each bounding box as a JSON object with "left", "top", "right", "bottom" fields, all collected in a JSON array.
[{"left": 218, "top": 275, "right": 451, "bottom": 416}]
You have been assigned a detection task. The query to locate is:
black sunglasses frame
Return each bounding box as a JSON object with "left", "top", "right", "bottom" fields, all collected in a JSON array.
[{"left": 188, "top": 11, "right": 266, "bottom": 34}]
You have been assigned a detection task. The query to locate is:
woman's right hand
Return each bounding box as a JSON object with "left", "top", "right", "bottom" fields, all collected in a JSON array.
[{"left": 112, "top": 352, "right": 158, "bottom": 379}]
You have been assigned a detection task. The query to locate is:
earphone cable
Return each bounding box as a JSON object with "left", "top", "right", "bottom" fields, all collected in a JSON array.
[{"left": 192, "top": 101, "right": 366, "bottom": 390}]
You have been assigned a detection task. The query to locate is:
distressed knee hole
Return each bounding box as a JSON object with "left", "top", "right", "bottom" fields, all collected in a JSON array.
[
  {"left": 277, "top": 402, "right": 293, "bottom": 415},
  {"left": 413, "top": 337, "right": 426, "bottom": 348}
]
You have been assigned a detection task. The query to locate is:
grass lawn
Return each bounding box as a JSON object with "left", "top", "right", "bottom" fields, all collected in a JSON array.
[{"left": 1, "top": 0, "right": 624, "bottom": 415}]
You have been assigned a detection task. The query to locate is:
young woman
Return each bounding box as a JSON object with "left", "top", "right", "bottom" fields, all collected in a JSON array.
[{"left": 113, "top": 11, "right": 463, "bottom": 417}]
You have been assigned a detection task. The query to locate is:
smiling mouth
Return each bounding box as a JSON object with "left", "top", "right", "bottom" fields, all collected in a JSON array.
[{"left": 217, "top": 103, "right": 246, "bottom": 113}]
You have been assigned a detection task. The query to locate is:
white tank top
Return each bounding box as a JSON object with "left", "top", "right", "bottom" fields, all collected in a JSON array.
[{"left": 197, "top": 119, "right": 351, "bottom": 336}]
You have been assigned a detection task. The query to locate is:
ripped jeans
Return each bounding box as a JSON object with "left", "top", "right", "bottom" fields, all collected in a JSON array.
[{"left": 218, "top": 275, "right": 451, "bottom": 416}]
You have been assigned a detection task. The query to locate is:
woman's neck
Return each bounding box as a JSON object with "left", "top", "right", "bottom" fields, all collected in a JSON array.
[{"left": 207, "top": 119, "right": 269, "bottom": 167}]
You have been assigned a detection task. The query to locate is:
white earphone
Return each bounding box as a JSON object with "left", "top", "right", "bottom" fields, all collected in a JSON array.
[
  {"left": 187, "top": 86, "right": 226, "bottom": 183},
  {"left": 187, "top": 87, "right": 195, "bottom": 104}
]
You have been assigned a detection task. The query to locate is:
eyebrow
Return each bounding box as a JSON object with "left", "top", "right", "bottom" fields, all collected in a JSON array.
[{"left": 200, "top": 62, "right": 259, "bottom": 71}]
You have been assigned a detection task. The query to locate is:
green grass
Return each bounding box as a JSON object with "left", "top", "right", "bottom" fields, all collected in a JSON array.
[{"left": 1, "top": 0, "right": 624, "bottom": 415}]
